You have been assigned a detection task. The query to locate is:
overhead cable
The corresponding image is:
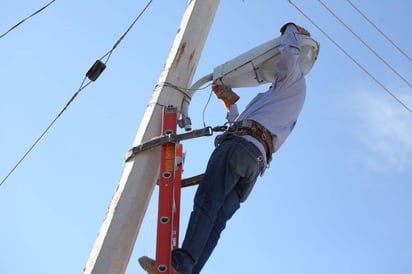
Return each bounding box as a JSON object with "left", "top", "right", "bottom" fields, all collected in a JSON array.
[
  {"left": 0, "top": 77, "right": 91, "bottom": 189},
  {"left": 101, "top": 0, "right": 154, "bottom": 64},
  {"left": 0, "top": 0, "right": 56, "bottom": 39},
  {"left": 318, "top": 0, "right": 411, "bottom": 89},
  {"left": 288, "top": 0, "right": 412, "bottom": 115},
  {"left": 346, "top": 0, "right": 411, "bottom": 62},
  {"left": 0, "top": 0, "right": 154, "bottom": 188}
]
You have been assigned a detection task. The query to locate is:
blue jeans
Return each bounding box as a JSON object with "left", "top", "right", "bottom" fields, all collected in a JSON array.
[{"left": 172, "top": 135, "right": 264, "bottom": 274}]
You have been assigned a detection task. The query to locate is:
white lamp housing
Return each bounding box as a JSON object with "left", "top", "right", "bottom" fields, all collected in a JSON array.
[
  {"left": 212, "top": 35, "right": 319, "bottom": 87},
  {"left": 180, "top": 35, "right": 320, "bottom": 130}
]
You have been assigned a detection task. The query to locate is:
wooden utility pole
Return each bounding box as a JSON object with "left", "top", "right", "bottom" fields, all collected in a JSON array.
[{"left": 83, "top": 1, "right": 220, "bottom": 274}]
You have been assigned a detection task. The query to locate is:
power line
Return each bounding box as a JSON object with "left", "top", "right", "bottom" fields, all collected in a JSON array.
[
  {"left": 288, "top": 0, "right": 412, "bottom": 115},
  {"left": 0, "top": 0, "right": 155, "bottom": 188},
  {"left": 102, "top": 0, "right": 154, "bottom": 64},
  {"left": 0, "top": 0, "right": 56, "bottom": 39},
  {"left": 318, "top": 0, "right": 411, "bottom": 89},
  {"left": 346, "top": 0, "right": 411, "bottom": 62},
  {"left": 0, "top": 77, "right": 91, "bottom": 188}
]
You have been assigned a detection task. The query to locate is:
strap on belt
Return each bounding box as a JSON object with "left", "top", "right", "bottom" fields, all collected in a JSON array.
[{"left": 228, "top": 120, "right": 274, "bottom": 163}]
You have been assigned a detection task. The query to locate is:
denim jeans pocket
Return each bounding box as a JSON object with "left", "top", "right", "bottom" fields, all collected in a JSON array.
[{"left": 229, "top": 141, "right": 261, "bottom": 202}]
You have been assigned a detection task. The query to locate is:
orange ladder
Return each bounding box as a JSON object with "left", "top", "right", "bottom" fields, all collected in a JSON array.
[{"left": 155, "top": 105, "right": 183, "bottom": 274}]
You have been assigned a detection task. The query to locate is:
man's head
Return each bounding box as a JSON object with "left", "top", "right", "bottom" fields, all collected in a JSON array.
[{"left": 280, "top": 22, "right": 310, "bottom": 37}]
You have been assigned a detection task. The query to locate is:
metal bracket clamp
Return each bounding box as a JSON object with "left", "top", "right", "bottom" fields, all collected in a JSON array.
[{"left": 125, "top": 126, "right": 213, "bottom": 162}]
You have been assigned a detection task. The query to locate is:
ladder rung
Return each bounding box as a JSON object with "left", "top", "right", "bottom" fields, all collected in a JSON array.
[{"left": 181, "top": 173, "right": 204, "bottom": 188}]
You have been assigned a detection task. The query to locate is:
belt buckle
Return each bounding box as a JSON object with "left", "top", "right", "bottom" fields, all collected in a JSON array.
[{"left": 227, "top": 122, "right": 236, "bottom": 133}]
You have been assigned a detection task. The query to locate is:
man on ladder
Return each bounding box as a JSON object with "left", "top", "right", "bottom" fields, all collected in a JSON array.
[{"left": 140, "top": 22, "right": 314, "bottom": 274}]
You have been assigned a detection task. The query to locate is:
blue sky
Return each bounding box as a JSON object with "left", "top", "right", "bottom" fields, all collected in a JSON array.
[{"left": 1, "top": 1, "right": 411, "bottom": 274}]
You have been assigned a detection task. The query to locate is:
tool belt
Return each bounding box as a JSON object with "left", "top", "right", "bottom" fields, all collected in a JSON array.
[{"left": 227, "top": 120, "right": 274, "bottom": 163}]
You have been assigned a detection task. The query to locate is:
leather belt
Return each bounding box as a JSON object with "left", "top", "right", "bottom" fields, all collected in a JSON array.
[{"left": 227, "top": 120, "right": 274, "bottom": 163}]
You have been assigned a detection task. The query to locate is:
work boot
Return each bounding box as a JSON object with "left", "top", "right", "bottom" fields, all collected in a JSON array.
[{"left": 138, "top": 256, "right": 181, "bottom": 274}]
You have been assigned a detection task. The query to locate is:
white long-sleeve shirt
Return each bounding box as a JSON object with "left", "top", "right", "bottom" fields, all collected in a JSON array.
[{"left": 226, "top": 25, "right": 306, "bottom": 163}]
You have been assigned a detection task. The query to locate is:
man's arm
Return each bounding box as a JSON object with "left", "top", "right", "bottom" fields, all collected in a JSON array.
[
  {"left": 275, "top": 23, "right": 309, "bottom": 84},
  {"left": 226, "top": 103, "right": 239, "bottom": 122},
  {"left": 212, "top": 84, "right": 240, "bottom": 119}
]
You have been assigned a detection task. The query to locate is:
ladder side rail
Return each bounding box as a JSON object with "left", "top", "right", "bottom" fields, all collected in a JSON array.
[
  {"left": 172, "top": 144, "right": 183, "bottom": 250},
  {"left": 155, "top": 106, "right": 178, "bottom": 274}
]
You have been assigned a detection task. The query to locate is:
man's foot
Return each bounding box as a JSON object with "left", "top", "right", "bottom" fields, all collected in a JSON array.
[
  {"left": 138, "top": 256, "right": 155, "bottom": 274},
  {"left": 138, "top": 256, "right": 181, "bottom": 274}
]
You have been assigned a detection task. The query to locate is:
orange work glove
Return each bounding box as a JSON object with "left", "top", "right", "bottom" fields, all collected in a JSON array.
[{"left": 212, "top": 84, "right": 240, "bottom": 111}]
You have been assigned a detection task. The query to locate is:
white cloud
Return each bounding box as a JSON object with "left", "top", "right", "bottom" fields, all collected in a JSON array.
[{"left": 348, "top": 88, "right": 412, "bottom": 172}]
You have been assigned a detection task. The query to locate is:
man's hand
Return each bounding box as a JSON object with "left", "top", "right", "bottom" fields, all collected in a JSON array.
[
  {"left": 212, "top": 84, "right": 240, "bottom": 111},
  {"left": 280, "top": 22, "right": 310, "bottom": 36}
]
